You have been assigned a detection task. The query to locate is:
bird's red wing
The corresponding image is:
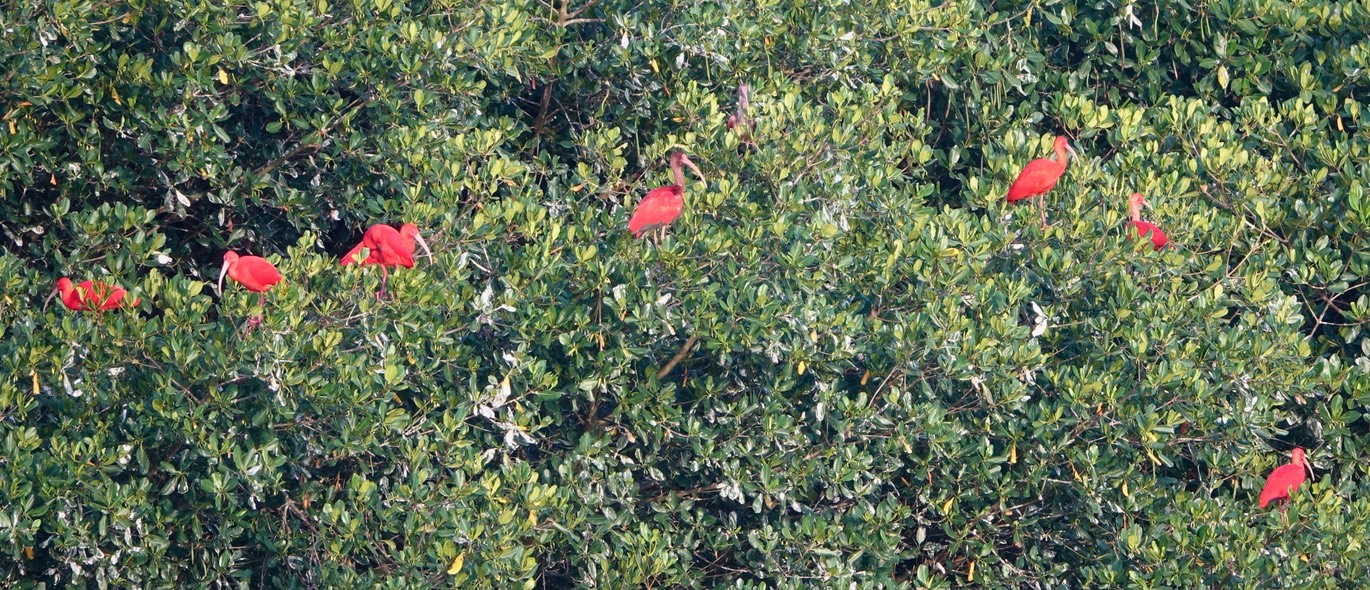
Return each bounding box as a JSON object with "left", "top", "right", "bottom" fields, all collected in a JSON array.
[
  {"left": 67, "top": 280, "right": 98, "bottom": 310},
  {"left": 1006, "top": 158, "right": 1063, "bottom": 202},
  {"left": 1258, "top": 464, "right": 1307, "bottom": 508},
  {"left": 377, "top": 235, "right": 416, "bottom": 268},
  {"left": 1131, "top": 221, "right": 1169, "bottom": 250},
  {"left": 628, "top": 186, "right": 684, "bottom": 237},
  {"left": 235, "top": 257, "right": 284, "bottom": 292},
  {"left": 96, "top": 286, "right": 131, "bottom": 310},
  {"left": 341, "top": 241, "right": 373, "bottom": 265}
]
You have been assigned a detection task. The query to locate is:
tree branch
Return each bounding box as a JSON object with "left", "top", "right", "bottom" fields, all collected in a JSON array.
[{"left": 656, "top": 335, "right": 699, "bottom": 380}]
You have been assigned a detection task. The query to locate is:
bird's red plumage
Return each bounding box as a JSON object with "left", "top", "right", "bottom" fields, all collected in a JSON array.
[
  {"left": 342, "top": 224, "right": 419, "bottom": 268},
  {"left": 1006, "top": 158, "right": 1067, "bottom": 203},
  {"left": 57, "top": 278, "right": 139, "bottom": 311},
  {"left": 229, "top": 256, "right": 283, "bottom": 293},
  {"left": 628, "top": 185, "right": 684, "bottom": 237},
  {"left": 1258, "top": 463, "right": 1307, "bottom": 508},
  {"left": 1128, "top": 220, "right": 1168, "bottom": 250}
]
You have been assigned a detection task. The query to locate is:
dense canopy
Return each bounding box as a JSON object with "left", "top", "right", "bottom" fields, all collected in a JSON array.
[{"left": 2, "top": 0, "right": 1369, "bottom": 587}]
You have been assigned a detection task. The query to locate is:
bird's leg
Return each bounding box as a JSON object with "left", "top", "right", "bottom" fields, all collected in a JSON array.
[
  {"left": 243, "top": 292, "right": 266, "bottom": 334},
  {"left": 379, "top": 266, "right": 390, "bottom": 301},
  {"left": 1038, "top": 195, "right": 1048, "bottom": 229}
]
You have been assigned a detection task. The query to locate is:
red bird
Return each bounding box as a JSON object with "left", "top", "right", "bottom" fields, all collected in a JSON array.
[
  {"left": 45, "top": 277, "right": 140, "bottom": 312},
  {"left": 341, "top": 223, "right": 433, "bottom": 299},
  {"left": 1259, "top": 447, "right": 1311, "bottom": 509},
  {"left": 628, "top": 150, "right": 706, "bottom": 244},
  {"left": 1006, "top": 135, "right": 1078, "bottom": 228},
  {"left": 218, "top": 251, "right": 283, "bottom": 330},
  {"left": 1126, "top": 192, "right": 1168, "bottom": 250}
]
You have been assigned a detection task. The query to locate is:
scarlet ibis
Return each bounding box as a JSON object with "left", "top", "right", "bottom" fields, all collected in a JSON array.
[
  {"left": 341, "top": 223, "right": 433, "bottom": 300},
  {"left": 1259, "top": 447, "right": 1311, "bottom": 509},
  {"left": 45, "top": 278, "right": 140, "bottom": 312},
  {"left": 1126, "top": 192, "right": 1168, "bottom": 250},
  {"left": 726, "top": 83, "right": 755, "bottom": 136},
  {"left": 628, "top": 150, "right": 707, "bottom": 244},
  {"left": 218, "top": 251, "right": 283, "bottom": 329},
  {"left": 1006, "top": 135, "right": 1078, "bottom": 228}
]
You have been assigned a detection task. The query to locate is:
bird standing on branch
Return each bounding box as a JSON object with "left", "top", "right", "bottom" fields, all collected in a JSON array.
[
  {"left": 46, "top": 278, "right": 140, "bottom": 312},
  {"left": 1007, "top": 135, "right": 1077, "bottom": 228},
  {"left": 1259, "top": 447, "right": 1312, "bottom": 509},
  {"left": 1126, "top": 192, "right": 1168, "bottom": 250},
  {"left": 342, "top": 223, "right": 434, "bottom": 300},
  {"left": 218, "top": 251, "right": 283, "bottom": 332},
  {"left": 628, "top": 151, "right": 707, "bottom": 244}
]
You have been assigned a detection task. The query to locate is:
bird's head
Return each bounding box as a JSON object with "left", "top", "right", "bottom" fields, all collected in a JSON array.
[
  {"left": 400, "top": 223, "right": 434, "bottom": 261},
  {"left": 44, "top": 277, "right": 73, "bottom": 310},
  {"left": 1294, "top": 447, "right": 1314, "bottom": 479},
  {"left": 670, "top": 151, "right": 706, "bottom": 185},
  {"left": 217, "top": 251, "right": 240, "bottom": 296},
  {"left": 1055, "top": 136, "right": 1078, "bottom": 160}
]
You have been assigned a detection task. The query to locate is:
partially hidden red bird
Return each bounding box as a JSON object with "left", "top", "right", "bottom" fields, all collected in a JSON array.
[
  {"left": 1006, "top": 135, "right": 1078, "bottom": 228},
  {"left": 341, "top": 223, "right": 433, "bottom": 299},
  {"left": 628, "top": 150, "right": 706, "bottom": 243},
  {"left": 1126, "top": 192, "right": 1168, "bottom": 251},
  {"left": 46, "top": 278, "right": 140, "bottom": 312},
  {"left": 1258, "top": 447, "right": 1311, "bottom": 509},
  {"left": 218, "top": 251, "right": 283, "bottom": 330}
]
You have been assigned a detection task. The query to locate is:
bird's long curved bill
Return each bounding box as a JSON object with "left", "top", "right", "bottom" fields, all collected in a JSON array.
[
  {"left": 414, "top": 233, "right": 434, "bottom": 261},
  {"left": 43, "top": 287, "right": 58, "bottom": 310},
  {"left": 216, "top": 264, "right": 229, "bottom": 296},
  {"left": 681, "top": 156, "right": 706, "bottom": 184},
  {"left": 1066, "top": 143, "right": 1079, "bottom": 160}
]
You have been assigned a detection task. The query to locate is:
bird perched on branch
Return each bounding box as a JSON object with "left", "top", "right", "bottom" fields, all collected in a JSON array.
[
  {"left": 218, "top": 251, "right": 283, "bottom": 332},
  {"left": 1259, "top": 447, "right": 1311, "bottom": 509},
  {"left": 342, "top": 223, "right": 434, "bottom": 300},
  {"left": 628, "top": 150, "right": 706, "bottom": 244},
  {"left": 46, "top": 278, "right": 140, "bottom": 312},
  {"left": 1126, "top": 192, "right": 1168, "bottom": 250},
  {"left": 1006, "top": 135, "right": 1077, "bottom": 228}
]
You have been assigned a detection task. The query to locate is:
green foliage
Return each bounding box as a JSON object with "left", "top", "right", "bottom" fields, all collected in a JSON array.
[{"left": 2, "top": 0, "right": 1369, "bottom": 587}]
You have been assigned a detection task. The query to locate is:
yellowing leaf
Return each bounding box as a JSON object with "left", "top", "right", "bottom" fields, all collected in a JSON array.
[
  {"left": 650, "top": 58, "right": 659, "bottom": 74},
  {"left": 31, "top": 369, "right": 39, "bottom": 395},
  {"left": 797, "top": 361, "right": 807, "bottom": 375},
  {"left": 942, "top": 497, "right": 954, "bottom": 514},
  {"left": 527, "top": 510, "right": 537, "bottom": 527},
  {"left": 860, "top": 370, "right": 870, "bottom": 386},
  {"left": 968, "top": 559, "right": 976, "bottom": 581},
  {"left": 446, "top": 552, "right": 464, "bottom": 575},
  {"left": 217, "top": 68, "right": 230, "bottom": 85},
  {"left": 1009, "top": 443, "right": 1017, "bottom": 464},
  {"left": 1122, "top": 481, "right": 1130, "bottom": 497},
  {"left": 7, "top": 119, "right": 14, "bottom": 134}
]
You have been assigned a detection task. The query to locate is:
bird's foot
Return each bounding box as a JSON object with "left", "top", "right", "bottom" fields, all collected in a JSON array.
[{"left": 244, "top": 316, "right": 262, "bottom": 334}]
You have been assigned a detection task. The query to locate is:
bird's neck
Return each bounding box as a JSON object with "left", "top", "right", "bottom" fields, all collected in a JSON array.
[
  {"left": 1129, "top": 203, "right": 1142, "bottom": 223},
  {"left": 1053, "top": 143, "right": 1070, "bottom": 171},
  {"left": 672, "top": 163, "right": 684, "bottom": 188}
]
